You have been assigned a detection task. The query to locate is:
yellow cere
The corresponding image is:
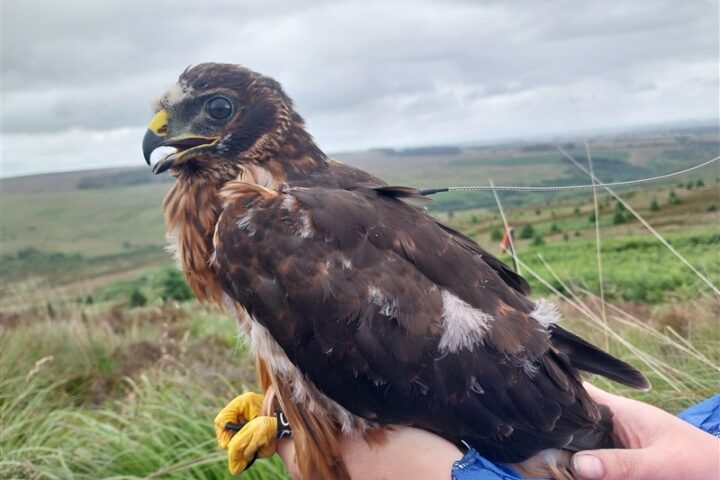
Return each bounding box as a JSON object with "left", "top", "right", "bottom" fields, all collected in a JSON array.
[{"left": 148, "top": 110, "right": 169, "bottom": 136}]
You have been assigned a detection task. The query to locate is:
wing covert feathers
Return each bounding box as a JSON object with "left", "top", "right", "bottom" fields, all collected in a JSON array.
[{"left": 212, "top": 165, "right": 648, "bottom": 468}]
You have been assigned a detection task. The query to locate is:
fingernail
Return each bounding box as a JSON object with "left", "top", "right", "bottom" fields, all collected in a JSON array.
[{"left": 573, "top": 454, "right": 606, "bottom": 479}]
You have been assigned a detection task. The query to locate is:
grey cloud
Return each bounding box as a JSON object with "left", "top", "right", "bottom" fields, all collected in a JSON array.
[{"left": 1, "top": 0, "right": 717, "bottom": 176}]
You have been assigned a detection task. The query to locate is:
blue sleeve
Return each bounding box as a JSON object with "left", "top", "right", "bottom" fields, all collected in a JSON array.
[
  {"left": 452, "top": 449, "right": 524, "bottom": 480},
  {"left": 677, "top": 394, "right": 720, "bottom": 437},
  {"left": 451, "top": 395, "right": 720, "bottom": 480}
]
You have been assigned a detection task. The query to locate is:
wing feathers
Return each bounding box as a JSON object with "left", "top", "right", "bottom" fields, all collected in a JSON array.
[
  {"left": 551, "top": 326, "right": 650, "bottom": 390},
  {"left": 214, "top": 174, "right": 646, "bottom": 464}
]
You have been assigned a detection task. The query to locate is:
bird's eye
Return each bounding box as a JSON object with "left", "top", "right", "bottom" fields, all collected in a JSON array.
[{"left": 206, "top": 97, "right": 233, "bottom": 120}]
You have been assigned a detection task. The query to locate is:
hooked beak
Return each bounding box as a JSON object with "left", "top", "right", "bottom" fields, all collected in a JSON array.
[{"left": 142, "top": 110, "right": 220, "bottom": 174}]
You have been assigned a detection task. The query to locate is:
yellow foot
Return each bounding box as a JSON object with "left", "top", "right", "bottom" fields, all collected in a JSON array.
[
  {"left": 214, "top": 392, "right": 265, "bottom": 449},
  {"left": 227, "top": 415, "right": 278, "bottom": 475},
  {"left": 214, "top": 392, "right": 277, "bottom": 475}
]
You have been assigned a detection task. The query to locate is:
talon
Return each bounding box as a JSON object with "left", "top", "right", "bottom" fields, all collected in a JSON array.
[
  {"left": 214, "top": 392, "right": 265, "bottom": 449},
  {"left": 227, "top": 415, "right": 278, "bottom": 475}
]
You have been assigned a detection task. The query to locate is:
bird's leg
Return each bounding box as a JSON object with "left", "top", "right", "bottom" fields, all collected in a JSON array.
[{"left": 214, "top": 392, "right": 282, "bottom": 475}]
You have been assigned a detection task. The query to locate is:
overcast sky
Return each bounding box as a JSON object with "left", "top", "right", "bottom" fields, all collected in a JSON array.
[{"left": 2, "top": 0, "right": 718, "bottom": 177}]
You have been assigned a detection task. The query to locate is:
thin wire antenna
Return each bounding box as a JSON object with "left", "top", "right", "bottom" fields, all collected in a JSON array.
[
  {"left": 489, "top": 179, "right": 521, "bottom": 275},
  {"left": 418, "top": 156, "right": 719, "bottom": 194},
  {"left": 557, "top": 146, "right": 720, "bottom": 296}
]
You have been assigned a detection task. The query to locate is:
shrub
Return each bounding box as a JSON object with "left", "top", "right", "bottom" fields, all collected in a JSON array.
[
  {"left": 562, "top": 232, "right": 569, "bottom": 241},
  {"left": 490, "top": 227, "right": 503, "bottom": 241},
  {"left": 650, "top": 199, "right": 660, "bottom": 211},
  {"left": 613, "top": 210, "right": 627, "bottom": 225},
  {"left": 531, "top": 234, "right": 545, "bottom": 246},
  {"left": 588, "top": 211, "right": 597, "bottom": 223},
  {"left": 549, "top": 223, "right": 561, "bottom": 233},
  {"left": 612, "top": 202, "right": 629, "bottom": 224},
  {"left": 158, "top": 269, "right": 194, "bottom": 302},
  {"left": 696, "top": 179, "right": 705, "bottom": 187},
  {"left": 519, "top": 224, "right": 535, "bottom": 239},
  {"left": 129, "top": 288, "right": 147, "bottom": 307},
  {"left": 669, "top": 190, "right": 682, "bottom": 205},
  {"left": 708, "top": 204, "right": 718, "bottom": 212}
]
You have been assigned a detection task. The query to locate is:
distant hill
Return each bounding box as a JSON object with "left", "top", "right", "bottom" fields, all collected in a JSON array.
[
  {"left": 1, "top": 127, "right": 717, "bottom": 300},
  {"left": 1, "top": 167, "right": 172, "bottom": 195},
  {"left": 2, "top": 126, "right": 717, "bottom": 213}
]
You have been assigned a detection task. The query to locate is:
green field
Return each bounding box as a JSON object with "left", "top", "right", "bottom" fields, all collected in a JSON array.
[{"left": 1, "top": 128, "right": 719, "bottom": 479}]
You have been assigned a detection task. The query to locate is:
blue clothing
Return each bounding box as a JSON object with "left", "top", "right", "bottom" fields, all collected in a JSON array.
[
  {"left": 677, "top": 394, "right": 720, "bottom": 437},
  {"left": 451, "top": 395, "right": 720, "bottom": 480}
]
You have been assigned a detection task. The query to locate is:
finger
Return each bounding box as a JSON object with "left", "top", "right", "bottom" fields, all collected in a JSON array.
[
  {"left": 582, "top": 383, "right": 667, "bottom": 444},
  {"left": 572, "top": 449, "right": 650, "bottom": 480},
  {"left": 582, "top": 383, "right": 633, "bottom": 414}
]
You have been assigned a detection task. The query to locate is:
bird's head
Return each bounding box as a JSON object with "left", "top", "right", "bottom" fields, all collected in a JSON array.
[{"left": 143, "top": 63, "right": 305, "bottom": 179}]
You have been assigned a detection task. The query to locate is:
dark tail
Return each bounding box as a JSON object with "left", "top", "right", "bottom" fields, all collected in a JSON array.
[{"left": 550, "top": 325, "right": 650, "bottom": 390}]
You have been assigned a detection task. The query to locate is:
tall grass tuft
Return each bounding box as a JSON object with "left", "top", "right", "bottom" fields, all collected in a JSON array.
[{"left": 0, "top": 310, "right": 290, "bottom": 479}]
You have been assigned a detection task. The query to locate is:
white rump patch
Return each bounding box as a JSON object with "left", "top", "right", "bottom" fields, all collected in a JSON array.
[
  {"left": 438, "top": 290, "right": 492, "bottom": 353},
  {"left": 530, "top": 298, "right": 561, "bottom": 328}
]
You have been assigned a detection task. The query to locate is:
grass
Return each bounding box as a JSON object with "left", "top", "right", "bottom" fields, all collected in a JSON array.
[
  {"left": 0, "top": 302, "right": 290, "bottom": 479},
  {"left": 0, "top": 183, "right": 169, "bottom": 257},
  {"left": 1, "top": 293, "right": 717, "bottom": 478},
  {"left": 1, "top": 129, "right": 718, "bottom": 478},
  {"left": 520, "top": 229, "right": 719, "bottom": 302}
]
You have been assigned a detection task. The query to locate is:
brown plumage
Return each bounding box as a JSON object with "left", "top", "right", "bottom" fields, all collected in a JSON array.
[{"left": 143, "top": 63, "right": 649, "bottom": 479}]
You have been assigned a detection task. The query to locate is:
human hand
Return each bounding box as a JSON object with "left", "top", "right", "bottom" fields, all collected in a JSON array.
[
  {"left": 571, "top": 384, "right": 720, "bottom": 480},
  {"left": 277, "top": 426, "right": 462, "bottom": 480}
]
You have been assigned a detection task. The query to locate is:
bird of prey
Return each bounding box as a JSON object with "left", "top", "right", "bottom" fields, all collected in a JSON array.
[{"left": 142, "top": 63, "right": 648, "bottom": 479}]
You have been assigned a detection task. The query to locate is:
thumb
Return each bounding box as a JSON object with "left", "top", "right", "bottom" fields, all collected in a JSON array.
[{"left": 572, "top": 449, "right": 650, "bottom": 480}]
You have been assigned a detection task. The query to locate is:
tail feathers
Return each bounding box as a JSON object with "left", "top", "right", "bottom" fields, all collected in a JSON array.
[{"left": 550, "top": 326, "right": 650, "bottom": 390}]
